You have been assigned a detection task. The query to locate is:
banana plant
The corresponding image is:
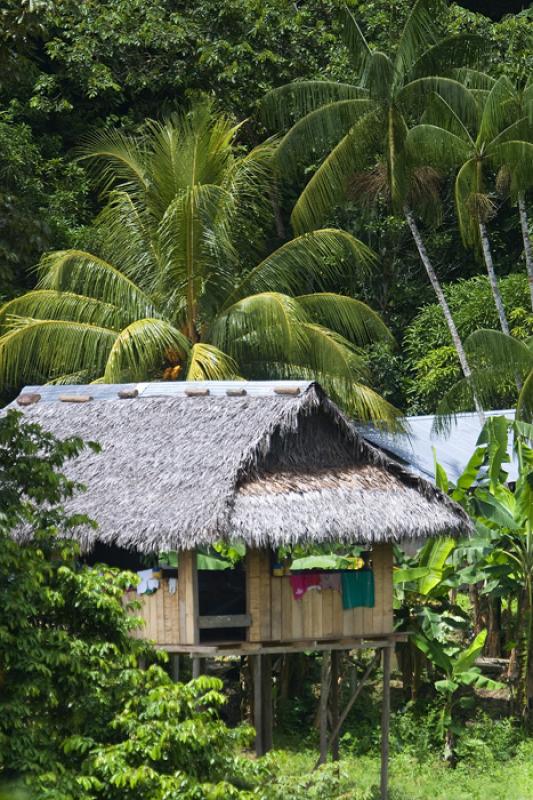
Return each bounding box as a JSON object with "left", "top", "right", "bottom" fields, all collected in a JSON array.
[
  {"left": 437, "top": 415, "right": 533, "bottom": 721},
  {"left": 414, "top": 629, "right": 504, "bottom": 762}
]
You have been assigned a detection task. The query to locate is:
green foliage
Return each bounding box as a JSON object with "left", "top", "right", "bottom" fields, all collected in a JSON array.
[
  {"left": 405, "top": 273, "right": 532, "bottom": 412},
  {"left": 0, "top": 111, "right": 89, "bottom": 299},
  {"left": 0, "top": 104, "right": 399, "bottom": 425},
  {"left": 0, "top": 410, "right": 257, "bottom": 799}
]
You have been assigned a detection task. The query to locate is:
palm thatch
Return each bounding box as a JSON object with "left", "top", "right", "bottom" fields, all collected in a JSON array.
[{"left": 6, "top": 381, "right": 471, "bottom": 552}]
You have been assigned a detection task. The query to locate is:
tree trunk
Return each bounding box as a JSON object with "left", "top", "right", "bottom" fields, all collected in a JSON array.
[
  {"left": 485, "top": 596, "right": 502, "bottom": 658},
  {"left": 404, "top": 206, "right": 484, "bottom": 421},
  {"left": 517, "top": 192, "right": 533, "bottom": 312},
  {"left": 478, "top": 222, "right": 511, "bottom": 335}
]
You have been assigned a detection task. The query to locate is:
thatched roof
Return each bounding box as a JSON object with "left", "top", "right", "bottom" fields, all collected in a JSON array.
[{"left": 6, "top": 381, "right": 472, "bottom": 552}]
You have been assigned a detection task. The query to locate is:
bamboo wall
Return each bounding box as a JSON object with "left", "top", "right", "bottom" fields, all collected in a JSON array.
[
  {"left": 126, "top": 544, "right": 394, "bottom": 647},
  {"left": 246, "top": 544, "right": 394, "bottom": 642}
]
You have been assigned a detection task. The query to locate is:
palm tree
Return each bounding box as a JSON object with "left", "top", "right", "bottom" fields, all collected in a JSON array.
[
  {"left": 263, "top": 0, "right": 485, "bottom": 415},
  {"left": 0, "top": 103, "right": 399, "bottom": 425},
  {"left": 407, "top": 75, "right": 533, "bottom": 336},
  {"left": 437, "top": 329, "right": 533, "bottom": 425},
  {"left": 494, "top": 77, "right": 533, "bottom": 312}
]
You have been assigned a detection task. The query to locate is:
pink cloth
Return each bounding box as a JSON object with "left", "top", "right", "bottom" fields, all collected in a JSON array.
[
  {"left": 290, "top": 573, "right": 321, "bottom": 600},
  {"left": 319, "top": 572, "right": 341, "bottom": 592}
]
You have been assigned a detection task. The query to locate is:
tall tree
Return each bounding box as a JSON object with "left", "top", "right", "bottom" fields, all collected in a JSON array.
[
  {"left": 0, "top": 104, "right": 398, "bottom": 425},
  {"left": 408, "top": 75, "right": 533, "bottom": 334},
  {"left": 263, "top": 0, "right": 485, "bottom": 417}
]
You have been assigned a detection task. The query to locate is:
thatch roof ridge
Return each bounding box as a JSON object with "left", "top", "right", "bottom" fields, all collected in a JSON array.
[
  {"left": 5, "top": 380, "right": 472, "bottom": 550},
  {"left": 232, "top": 382, "right": 471, "bottom": 536}
]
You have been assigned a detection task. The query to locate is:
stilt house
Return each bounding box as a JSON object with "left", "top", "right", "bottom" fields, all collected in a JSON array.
[{"left": 9, "top": 380, "right": 471, "bottom": 795}]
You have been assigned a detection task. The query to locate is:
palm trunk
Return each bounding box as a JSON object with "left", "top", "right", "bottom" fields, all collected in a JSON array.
[
  {"left": 517, "top": 192, "right": 533, "bottom": 312},
  {"left": 404, "top": 206, "right": 485, "bottom": 421},
  {"left": 479, "top": 222, "right": 511, "bottom": 335}
]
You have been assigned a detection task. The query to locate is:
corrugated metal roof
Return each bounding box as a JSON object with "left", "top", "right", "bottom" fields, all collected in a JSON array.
[
  {"left": 13, "top": 380, "right": 313, "bottom": 405},
  {"left": 360, "top": 409, "right": 517, "bottom": 483}
]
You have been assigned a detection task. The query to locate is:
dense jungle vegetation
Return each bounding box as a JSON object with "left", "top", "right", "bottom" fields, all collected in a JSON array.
[
  {"left": 1, "top": 1, "right": 533, "bottom": 798},
  {"left": 1, "top": 0, "right": 532, "bottom": 415}
]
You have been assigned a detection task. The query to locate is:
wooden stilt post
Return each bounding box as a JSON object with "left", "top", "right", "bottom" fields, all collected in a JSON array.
[
  {"left": 330, "top": 650, "right": 340, "bottom": 761},
  {"left": 252, "top": 655, "right": 264, "bottom": 756},
  {"left": 380, "top": 644, "right": 392, "bottom": 800},
  {"left": 262, "top": 654, "right": 273, "bottom": 753},
  {"left": 314, "top": 650, "right": 380, "bottom": 771},
  {"left": 170, "top": 653, "right": 180, "bottom": 682},
  {"left": 318, "top": 651, "right": 331, "bottom": 766},
  {"left": 192, "top": 657, "right": 203, "bottom": 679}
]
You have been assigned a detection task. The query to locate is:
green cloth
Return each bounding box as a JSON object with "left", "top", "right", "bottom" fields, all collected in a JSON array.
[{"left": 341, "top": 570, "right": 375, "bottom": 609}]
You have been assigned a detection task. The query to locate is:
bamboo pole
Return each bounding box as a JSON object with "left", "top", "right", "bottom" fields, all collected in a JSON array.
[{"left": 380, "top": 645, "right": 392, "bottom": 800}]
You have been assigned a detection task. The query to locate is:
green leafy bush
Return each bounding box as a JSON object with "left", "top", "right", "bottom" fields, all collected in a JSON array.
[
  {"left": 0, "top": 410, "right": 256, "bottom": 799},
  {"left": 404, "top": 274, "right": 532, "bottom": 412}
]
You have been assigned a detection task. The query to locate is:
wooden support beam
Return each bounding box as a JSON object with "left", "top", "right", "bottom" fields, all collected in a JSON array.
[
  {"left": 198, "top": 614, "right": 251, "bottom": 629},
  {"left": 330, "top": 650, "right": 340, "bottom": 761},
  {"left": 318, "top": 651, "right": 331, "bottom": 766},
  {"left": 192, "top": 657, "right": 203, "bottom": 679},
  {"left": 380, "top": 645, "right": 393, "bottom": 800},
  {"left": 314, "top": 650, "right": 381, "bottom": 771},
  {"left": 178, "top": 549, "right": 199, "bottom": 645},
  {"left": 262, "top": 654, "right": 273, "bottom": 753},
  {"left": 169, "top": 653, "right": 180, "bottom": 682},
  {"left": 251, "top": 655, "right": 264, "bottom": 756}
]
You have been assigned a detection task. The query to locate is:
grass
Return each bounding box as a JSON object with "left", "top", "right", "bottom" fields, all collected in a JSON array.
[{"left": 257, "top": 741, "right": 533, "bottom": 799}]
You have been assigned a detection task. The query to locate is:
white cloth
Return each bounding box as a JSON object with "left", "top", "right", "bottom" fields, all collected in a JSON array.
[
  {"left": 168, "top": 577, "right": 177, "bottom": 595},
  {"left": 136, "top": 568, "right": 160, "bottom": 595}
]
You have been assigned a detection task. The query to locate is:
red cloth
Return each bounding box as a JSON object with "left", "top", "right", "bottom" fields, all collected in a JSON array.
[{"left": 290, "top": 573, "right": 321, "bottom": 600}]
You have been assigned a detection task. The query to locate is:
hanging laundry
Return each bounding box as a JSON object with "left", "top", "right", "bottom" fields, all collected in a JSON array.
[
  {"left": 319, "top": 572, "right": 341, "bottom": 592},
  {"left": 290, "top": 573, "right": 321, "bottom": 600},
  {"left": 168, "top": 577, "right": 177, "bottom": 595},
  {"left": 341, "top": 569, "right": 375, "bottom": 609},
  {"left": 136, "top": 568, "right": 160, "bottom": 595}
]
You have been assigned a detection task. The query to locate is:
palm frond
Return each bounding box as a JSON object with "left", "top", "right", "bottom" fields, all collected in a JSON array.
[
  {"left": 489, "top": 140, "right": 533, "bottom": 196},
  {"left": 186, "top": 343, "right": 241, "bottom": 381},
  {"left": 102, "top": 318, "right": 191, "bottom": 383},
  {"left": 477, "top": 75, "right": 518, "bottom": 145},
  {"left": 0, "top": 318, "right": 116, "bottom": 387},
  {"left": 421, "top": 92, "right": 476, "bottom": 142},
  {"left": 399, "top": 77, "right": 479, "bottom": 127},
  {"left": 453, "top": 68, "right": 496, "bottom": 92},
  {"left": 364, "top": 52, "right": 395, "bottom": 100},
  {"left": 296, "top": 293, "right": 393, "bottom": 347},
  {"left": 38, "top": 250, "right": 157, "bottom": 320},
  {"left": 466, "top": 328, "right": 533, "bottom": 372},
  {"left": 291, "top": 111, "right": 382, "bottom": 233},
  {"left": 387, "top": 106, "right": 410, "bottom": 212},
  {"left": 408, "top": 34, "right": 485, "bottom": 82},
  {"left": 339, "top": 6, "right": 372, "bottom": 75},
  {"left": 224, "top": 230, "right": 375, "bottom": 307},
  {"left": 0, "top": 290, "right": 126, "bottom": 331},
  {"left": 407, "top": 124, "right": 470, "bottom": 170},
  {"left": 146, "top": 106, "right": 239, "bottom": 218},
  {"left": 261, "top": 81, "right": 366, "bottom": 130},
  {"left": 77, "top": 129, "right": 148, "bottom": 198},
  {"left": 210, "top": 291, "right": 308, "bottom": 364},
  {"left": 454, "top": 158, "right": 482, "bottom": 247},
  {"left": 276, "top": 99, "right": 372, "bottom": 177},
  {"left": 394, "top": 0, "right": 447, "bottom": 81},
  {"left": 516, "top": 369, "right": 533, "bottom": 422}
]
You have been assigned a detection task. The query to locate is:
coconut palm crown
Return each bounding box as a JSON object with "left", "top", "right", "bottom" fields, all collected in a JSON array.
[
  {"left": 0, "top": 104, "right": 399, "bottom": 425},
  {"left": 407, "top": 76, "right": 533, "bottom": 333},
  {"left": 262, "top": 0, "right": 484, "bottom": 232}
]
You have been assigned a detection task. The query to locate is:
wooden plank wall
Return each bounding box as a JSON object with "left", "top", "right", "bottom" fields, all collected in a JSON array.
[
  {"left": 126, "top": 544, "right": 394, "bottom": 647},
  {"left": 248, "top": 544, "right": 394, "bottom": 642},
  {"left": 125, "top": 578, "right": 180, "bottom": 645}
]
